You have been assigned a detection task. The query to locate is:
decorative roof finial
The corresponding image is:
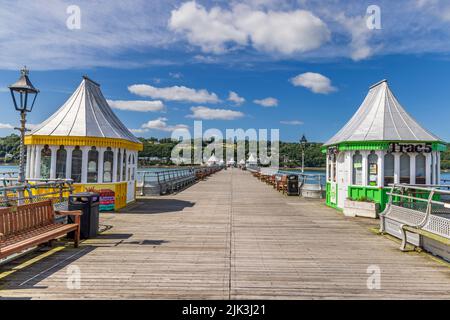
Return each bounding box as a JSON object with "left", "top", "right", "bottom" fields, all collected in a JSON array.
[{"left": 21, "top": 66, "right": 29, "bottom": 76}]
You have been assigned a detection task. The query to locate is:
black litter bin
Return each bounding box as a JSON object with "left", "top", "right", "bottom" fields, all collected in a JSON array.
[
  {"left": 287, "top": 174, "right": 299, "bottom": 196},
  {"left": 68, "top": 192, "right": 100, "bottom": 239}
]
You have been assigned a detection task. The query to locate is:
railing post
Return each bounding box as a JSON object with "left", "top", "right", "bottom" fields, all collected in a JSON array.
[
  {"left": 418, "top": 188, "right": 436, "bottom": 229},
  {"left": 140, "top": 172, "right": 146, "bottom": 196}
]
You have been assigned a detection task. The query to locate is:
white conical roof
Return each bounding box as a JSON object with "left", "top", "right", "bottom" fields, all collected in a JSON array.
[
  {"left": 207, "top": 154, "right": 219, "bottom": 163},
  {"left": 324, "top": 80, "right": 441, "bottom": 146},
  {"left": 247, "top": 153, "right": 257, "bottom": 163},
  {"left": 227, "top": 157, "right": 235, "bottom": 164},
  {"left": 29, "top": 76, "right": 140, "bottom": 144},
  {"left": 239, "top": 159, "right": 245, "bottom": 165}
]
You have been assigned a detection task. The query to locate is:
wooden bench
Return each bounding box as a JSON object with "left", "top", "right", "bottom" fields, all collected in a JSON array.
[
  {"left": 267, "top": 175, "right": 276, "bottom": 187},
  {"left": 196, "top": 172, "right": 206, "bottom": 180},
  {"left": 0, "top": 200, "right": 82, "bottom": 260},
  {"left": 276, "top": 175, "right": 288, "bottom": 194}
]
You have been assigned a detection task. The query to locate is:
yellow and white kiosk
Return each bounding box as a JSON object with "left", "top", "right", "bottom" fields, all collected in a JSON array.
[{"left": 25, "top": 76, "right": 143, "bottom": 210}]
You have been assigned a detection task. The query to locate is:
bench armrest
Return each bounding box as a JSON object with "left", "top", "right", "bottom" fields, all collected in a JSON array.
[{"left": 55, "top": 210, "right": 83, "bottom": 216}]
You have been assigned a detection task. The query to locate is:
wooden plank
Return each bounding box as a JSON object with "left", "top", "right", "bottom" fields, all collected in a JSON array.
[{"left": 0, "top": 169, "right": 449, "bottom": 299}]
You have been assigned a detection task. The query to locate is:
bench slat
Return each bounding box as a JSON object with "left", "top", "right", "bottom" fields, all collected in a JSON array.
[
  {"left": 0, "top": 224, "right": 79, "bottom": 258},
  {"left": 0, "top": 200, "right": 81, "bottom": 259}
]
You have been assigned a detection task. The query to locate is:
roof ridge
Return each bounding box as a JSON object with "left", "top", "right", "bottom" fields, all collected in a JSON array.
[
  {"left": 369, "top": 79, "right": 387, "bottom": 89},
  {"left": 82, "top": 75, "right": 100, "bottom": 87}
]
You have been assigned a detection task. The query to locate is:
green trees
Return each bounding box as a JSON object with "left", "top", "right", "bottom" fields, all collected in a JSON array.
[
  {"left": 441, "top": 143, "right": 450, "bottom": 170},
  {"left": 1, "top": 134, "right": 448, "bottom": 169},
  {"left": 0, "top": 134, "right": 20, "bottom": 163},
  {"left": 136, "top": 138, "right": 326, "bottom": 168},
  {"left": 279, "top": 142, "right": 325, "bottom": 168}
]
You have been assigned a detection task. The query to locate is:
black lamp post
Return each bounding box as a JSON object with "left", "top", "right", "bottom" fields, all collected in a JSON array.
[
  {"left": 300, "top": 134, "right": 308, "bottom": 173},
  {"left": 9, "top": 66, "right": 39, "bottom": 185}
]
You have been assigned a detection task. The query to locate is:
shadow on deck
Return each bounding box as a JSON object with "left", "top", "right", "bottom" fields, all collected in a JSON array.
[
  {"left": 0, "top": 244, "right": 96, "bottom": 294},
  {"left": 121, "top": 198, "right": 195, "bottom": 214}
]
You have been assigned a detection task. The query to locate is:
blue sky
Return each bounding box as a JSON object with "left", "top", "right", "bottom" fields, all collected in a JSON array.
[{"left": 0, "top": 0, "right": 449, "bottom": 143}]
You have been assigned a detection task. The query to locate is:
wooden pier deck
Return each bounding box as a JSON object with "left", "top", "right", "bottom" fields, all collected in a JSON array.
[{"left": 1, "top": 169, "right": 449, "bottom": 299}]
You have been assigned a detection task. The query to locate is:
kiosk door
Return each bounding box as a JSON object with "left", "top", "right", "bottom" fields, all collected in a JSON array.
[
  {"left": 126, "top": 154, "right": 136, "bottom": 203},
  {"left": 337, "top": 153, "right": 348, "bottom": 209}
]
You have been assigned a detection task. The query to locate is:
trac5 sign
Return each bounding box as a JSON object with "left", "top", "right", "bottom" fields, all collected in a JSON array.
[{"left": 389, "top": 142, "right": 432, "bottom": 153}]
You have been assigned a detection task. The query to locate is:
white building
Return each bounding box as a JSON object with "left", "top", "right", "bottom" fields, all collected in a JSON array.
[
  {"left": 323, "top": 79, "right": 446, "bottom": 211},
  {"left": 206, "top": 154, "right": 220, "bottom": 166},
  {"left": 25, "top": 76, "right": 143, "bottom": 209}
]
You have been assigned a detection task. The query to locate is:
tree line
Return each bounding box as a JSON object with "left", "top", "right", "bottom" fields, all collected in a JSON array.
[{"left": 1, "top": 134, "right": 449, "bottom": 170}]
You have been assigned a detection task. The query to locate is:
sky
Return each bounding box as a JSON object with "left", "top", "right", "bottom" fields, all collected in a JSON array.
[{"left": 0, "top": 0, "right": 449, "bottom": 143}]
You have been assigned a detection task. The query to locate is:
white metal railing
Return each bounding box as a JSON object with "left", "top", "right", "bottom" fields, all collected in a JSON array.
[
  {"left": 380, "top": 183, "right": 450, "bottom": 250},
  {"left": 136, "top": 166, "right": 222, "bottom": 196},
  {"left": 0, "top": 178, "right": 74, "bottom": 208}
]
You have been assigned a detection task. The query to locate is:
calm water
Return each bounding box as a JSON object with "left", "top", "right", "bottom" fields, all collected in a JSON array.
[
  {"left": 0, "top": 165, "right": 19, "bottom": 175},
  {"left": 2, "top": 165, "right": 449, "bottom": 183}
]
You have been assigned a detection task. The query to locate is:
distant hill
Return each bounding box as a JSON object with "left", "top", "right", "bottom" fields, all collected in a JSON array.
[{"left": 2, "top": 134, "right": 448, "bottom": 169}]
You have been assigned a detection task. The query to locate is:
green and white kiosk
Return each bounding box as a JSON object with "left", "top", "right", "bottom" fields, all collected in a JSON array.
[{"left": 323, "top": 80, "right": 446, "bottom": 215}]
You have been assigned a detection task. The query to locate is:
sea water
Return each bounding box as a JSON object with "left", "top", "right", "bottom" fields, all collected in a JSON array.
[{"left": 1, "top": 165, "right": 449, "bottom": 184}]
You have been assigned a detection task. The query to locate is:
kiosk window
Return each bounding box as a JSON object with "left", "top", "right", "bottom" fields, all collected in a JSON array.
[
  {"left": 352, "top": 152, "right": 363, "bottom": 185},
  {"left": 368, "top": 151, "right": 378, "bottom": 186},
  {"left": 384, "top": 153, "right": 394, "bottom": 186}
]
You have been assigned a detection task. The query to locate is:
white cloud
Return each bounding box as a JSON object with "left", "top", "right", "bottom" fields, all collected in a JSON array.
[
  {"left": 332, "top": 12, "right": 376, "bottom": 61},
  {"left": 228, "top": 91, "right": 245, "bottom": 105},
  {"left": 2, "top": 1, "right": 450, "bottom": 69},
  {"left": 107, "top": 99, "right": 165, "bottom": 112},
  {"left": 187, "top": 106, "right": 244, "bottom": 120},
  {"left": 193, "top": 55, "right": 219, "bottom": 64},
  {"left": 234, "top": 6, "right": 331, "bottom": 55},
  {"left": 169, "top": 1, "right": 330, "bottom": 55},
  {"left": 129, "top": 128, "right": 148, "bottom": 134},
  {"left": 0, "top": 87, "right": 9, "bottom": 93},
  {"left": 169, "top": 72, "right": 183, "bottom": 79},
  {"left": 128, "top": 84, "right": 220, "bottom": 103},
  {"left": 415, "top": 0, "right": 450, "bottom": 21},
  {"left": 0, "top": 123, "right": 14, "bottom": 129},
  {"left": 253, "top": 97, "right": 278, "bottom": 107},
  {"left": 290, "top": 72, "right": 337, "bottom": 94},
  {"left": 0, "top": 1, "right": 174, "bottom": 70},
  {"left": 131, "top": 117, "right": 189, "bottom": 134},
  {"left": 27, "top": 123, "right": 40, "bottom": 130},
  {"left": 169, "top": 1, "right": 248, "bottom": 54},
  {"left": 280, "top": 120, "right": 304, "bottom": 125}
]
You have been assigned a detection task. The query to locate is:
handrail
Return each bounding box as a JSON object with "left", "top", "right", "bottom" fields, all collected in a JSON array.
[
  {"left": 137, "top": 166, "right": 222, "bottom": 196},
  {"left": 380, "top": 183, "right": 450, "bottom": 245},
  {"left": 0, "top": 179, "right": 74, "bottom": 206}
]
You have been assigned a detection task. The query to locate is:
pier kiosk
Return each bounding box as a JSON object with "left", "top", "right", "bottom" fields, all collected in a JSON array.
[
  {"left": 227, "top": 158, "right": 236, "bottom": 167},
  {"left": 246, "top": 153, "right": 258, "bottom": 170},
  {"left": 206, "top": 155, "right": 220, "bottom": 166},
  {"left": 323, "top": 80, "right": 446, "bottom": 215},
  {"left": 25, "top": 76, "right": 143, "bottom": 210}
]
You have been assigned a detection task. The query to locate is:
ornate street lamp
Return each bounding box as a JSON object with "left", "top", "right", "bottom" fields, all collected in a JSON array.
[
  {"left": 9, "top": 66, "right": 39, "bottom": 185},
  {"left": 300, "top": 134, "right": 308, "bottom": 173}
]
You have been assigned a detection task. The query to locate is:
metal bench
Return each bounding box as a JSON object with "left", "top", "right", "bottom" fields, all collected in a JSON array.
[
  {"left": 380, "top": 184, "right": 450, "bottom": 259},
  {"left": 0, "top": 199, "right": 82, "bottom": 260}
]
